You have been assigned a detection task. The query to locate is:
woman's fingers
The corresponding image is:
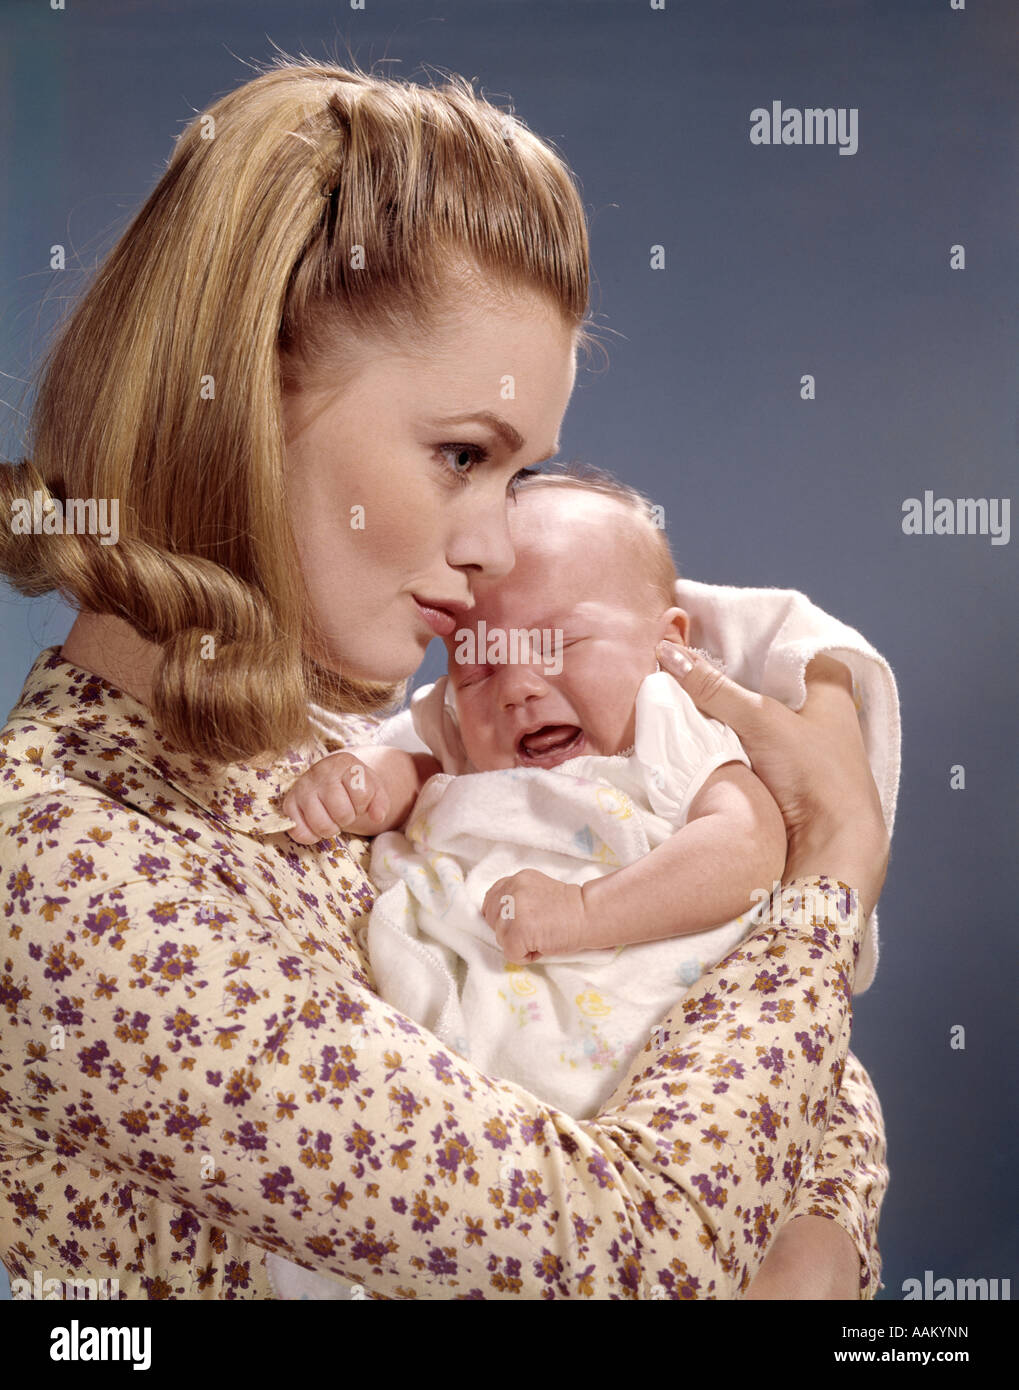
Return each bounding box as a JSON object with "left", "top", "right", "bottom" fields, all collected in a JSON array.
[
  {"left": 657, "top": 639, "right": 851, "bottom": 799},
  {"left": 657, "top": 637, "right": 808, "bottom": 837},
  {"left": 657, "top": 639, "right": 772, "bottom": 742}
]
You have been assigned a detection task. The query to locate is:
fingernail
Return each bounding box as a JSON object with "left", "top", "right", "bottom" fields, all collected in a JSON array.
[{"left": 657, "top": 640, "right": 693, "bottom": 675}]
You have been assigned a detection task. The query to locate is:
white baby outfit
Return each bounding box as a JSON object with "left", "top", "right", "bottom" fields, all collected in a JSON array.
[
  {"left": 363, "top": 669, "right": 763, "bottom": 1115},
  {"left": 267, "top": 579, "right": 900, "bottom": 1299}
]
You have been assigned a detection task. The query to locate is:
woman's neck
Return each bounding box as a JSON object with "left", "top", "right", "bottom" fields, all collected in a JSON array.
[
  {"left": 61, "top": 612, "right": 160, "bottom": 708},
  {"left": 60, "top": 613, "right": 293, "bottom": 770}
]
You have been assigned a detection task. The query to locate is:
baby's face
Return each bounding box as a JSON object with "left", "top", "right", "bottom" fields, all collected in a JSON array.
[{"left": 444, "top": 490, "right": 687, "bottom": 771}]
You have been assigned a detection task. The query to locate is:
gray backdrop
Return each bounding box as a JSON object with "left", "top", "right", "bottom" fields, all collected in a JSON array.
[{"left": 1, "top": 0, "right": 1015, "bottom": 1301}]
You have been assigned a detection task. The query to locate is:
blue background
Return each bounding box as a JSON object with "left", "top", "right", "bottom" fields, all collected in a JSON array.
[{"left": 1, "top": 0, "right": 1015, "bottom": 1300}]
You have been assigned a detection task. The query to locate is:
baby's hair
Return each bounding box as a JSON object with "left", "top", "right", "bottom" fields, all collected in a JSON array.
[
  {"left": 0, "top": 56, "right": 592, "bottom": 763},
  {"left": 512, "top": 463, "right": 679, "bottom": 611}
]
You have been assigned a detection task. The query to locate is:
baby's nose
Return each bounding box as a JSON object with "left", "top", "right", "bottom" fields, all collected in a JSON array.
[{"left": 497, "top": 659, "right": 550, "bottom": 708}]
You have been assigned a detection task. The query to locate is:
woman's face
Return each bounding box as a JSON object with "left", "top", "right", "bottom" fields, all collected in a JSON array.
[{"left": 283, "top": 291, "right": 578, "bottom": 682}]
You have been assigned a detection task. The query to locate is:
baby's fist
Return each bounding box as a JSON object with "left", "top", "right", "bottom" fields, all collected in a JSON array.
[
  {"left": 283, "top": 752, "right": 389, "bottom": 844},
  {"left": 481, "top": 870, "right": 587, "bottom": 963}
]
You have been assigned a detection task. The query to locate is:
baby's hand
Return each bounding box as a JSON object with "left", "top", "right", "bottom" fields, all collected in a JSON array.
[
  {"left": 283, "top": 751, "right": 390, "bottom": 844},
  {"left": 481, "top": 870, "right": 588, "bottom": 963}
]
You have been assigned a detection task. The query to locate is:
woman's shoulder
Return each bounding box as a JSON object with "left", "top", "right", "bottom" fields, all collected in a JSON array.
[
  {"left": 1, "top": 645, "right": 318, "bottom": 835},
  {"left": 0, "top": 707, "right": 252, "bottom": 950},
  {"left": 0, "top": 646, "right": 375, "bottom": 932},
  {"left": 0, "top": 653, "right": 379, "bottom": 994}
]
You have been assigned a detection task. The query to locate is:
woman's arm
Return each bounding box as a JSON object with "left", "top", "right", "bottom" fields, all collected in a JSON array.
[
  {"left": 745, "top": 1050, "right": 888, "bottom": 1299},
  {"left": 657, "top": 645, "right": 889, "bottom": 918},
  {"left": 654, "top": 645, "right": 891, "bottom": 1300},
  {"left": 10, "top": 862, "right": 864, "bottom": 1298}
]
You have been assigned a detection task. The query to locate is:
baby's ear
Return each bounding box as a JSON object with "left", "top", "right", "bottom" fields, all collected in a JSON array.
[{"left": 660, "top": 606, "right": 690, "bottom": 647}]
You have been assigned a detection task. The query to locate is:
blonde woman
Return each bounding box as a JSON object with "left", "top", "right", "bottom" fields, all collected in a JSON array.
[{"left": 0, "top": 59, "right": 887, "bottom": 1300}]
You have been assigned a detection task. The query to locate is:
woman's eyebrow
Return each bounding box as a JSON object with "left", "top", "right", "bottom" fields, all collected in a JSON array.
[{"left": 429, "top": 409, "right": 558, "bottom": 460}]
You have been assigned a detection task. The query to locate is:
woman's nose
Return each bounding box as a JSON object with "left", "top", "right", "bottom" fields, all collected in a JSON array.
[{"left": 447, "top": 496, "right": 516, "bottom": 579}]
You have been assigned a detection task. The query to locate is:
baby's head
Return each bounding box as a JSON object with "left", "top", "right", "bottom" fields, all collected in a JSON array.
[{"left": 444, "top": 467, "right": 689, "bottom": 771}]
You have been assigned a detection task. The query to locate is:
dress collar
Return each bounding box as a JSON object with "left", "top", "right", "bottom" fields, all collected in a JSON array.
[{"left": 3, "top": 646, "right": 377, "bottom": 836}]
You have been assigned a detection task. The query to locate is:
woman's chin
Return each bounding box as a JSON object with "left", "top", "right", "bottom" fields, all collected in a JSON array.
[
  {"left": 305, "top": 625, "right": 433, "bottom": 685},
  {"left": 337, "top": 643, "right": 429, "bottom": 686}
]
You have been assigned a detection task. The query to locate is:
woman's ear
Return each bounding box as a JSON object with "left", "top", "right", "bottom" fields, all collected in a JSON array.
[{"left": 659, "top": 606, "right": 690, "bottom": 647}]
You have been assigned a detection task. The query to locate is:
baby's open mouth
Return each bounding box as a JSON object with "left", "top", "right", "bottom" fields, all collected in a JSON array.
[{"left": 516, "top": 725, "right": 584, "bottom": 767}]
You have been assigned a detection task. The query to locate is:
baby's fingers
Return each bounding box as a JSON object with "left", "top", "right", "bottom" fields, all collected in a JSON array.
[
  {"left": 494, "top": 920, "right": 536, "bottom": 965},
  {"left": 339, "top": 761, "right": 377, "bottom": 813},
  {"left": 286, "top": 809, "right": 320, "bottom": 845},
  {"left": 337, "top": 767, "right": 392, "bottom": 830},
  {"left": 286, "top": 788, "right": 354, "bottom": 844},
  {"left": 362, "top": 786, "right": 390, "bottom": 826},
  {"left": 482, "top": 877, "right": 510, "bottom": 931}
]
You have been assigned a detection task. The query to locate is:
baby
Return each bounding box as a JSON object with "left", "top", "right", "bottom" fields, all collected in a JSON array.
[
  {"left": 265, "top": 470, "right": 789, "bottom": 1300},
  {"left": 287, "top": 471, "right": 786, "bottom": 1048}
]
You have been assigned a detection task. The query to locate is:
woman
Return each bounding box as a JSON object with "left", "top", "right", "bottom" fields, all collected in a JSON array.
[{"left": 0, "top": 58, "right": 887, "bottom": 1300}]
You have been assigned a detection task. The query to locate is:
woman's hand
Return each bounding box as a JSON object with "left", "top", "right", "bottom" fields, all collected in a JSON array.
[{"left": 656, "top": 643, "right": 889, "bottom": 917}]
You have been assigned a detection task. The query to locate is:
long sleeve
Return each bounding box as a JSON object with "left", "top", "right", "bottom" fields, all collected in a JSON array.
[
  {"left": 3, "top": 855, "right": 864, "bottom": 1298},
  {"left": 780, "top": 1050, "right": 888, "bottom": 1299}
]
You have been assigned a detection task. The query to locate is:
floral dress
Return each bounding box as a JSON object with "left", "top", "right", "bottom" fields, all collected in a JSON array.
[{"left": 0, "top": 648, "right": 887, "bottom": 1299}]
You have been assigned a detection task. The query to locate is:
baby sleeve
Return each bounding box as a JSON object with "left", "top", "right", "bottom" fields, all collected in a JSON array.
[
  {"left": 633, "top": 670, "right": 751, "bottom": 827},
  {"left": 368, "top": 677, "right": 472, "bottom": 775}
]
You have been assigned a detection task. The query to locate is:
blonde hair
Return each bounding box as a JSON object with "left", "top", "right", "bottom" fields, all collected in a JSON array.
[
  {"left": 0, "top": 56, "right": 591, "bottom": 762},
  {"left": 513, "top": 463, "right": 678, "bottom": 610}
]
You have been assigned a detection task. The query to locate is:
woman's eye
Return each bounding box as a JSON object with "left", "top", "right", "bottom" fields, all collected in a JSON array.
[
  {"left": 437, "top": 443, "right": 489, "bottom": 481},
  {"left": 509, "top": 466, "right": 539, "bottom": 495}
]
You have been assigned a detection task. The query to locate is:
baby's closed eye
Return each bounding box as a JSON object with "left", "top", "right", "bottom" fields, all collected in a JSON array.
[{"left": 456, "top": 666, "right": 491, "bottom": 687}]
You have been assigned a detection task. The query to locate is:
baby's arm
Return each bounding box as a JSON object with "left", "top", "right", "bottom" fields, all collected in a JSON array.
[
  {"left": 484, "top": 762, "right": 787, "bottom": 960},
  {"left": 283, "top": 746, "right": 442, "bottom": 844},
  {"left": 580, "top": 762, "right": 787, "bottom": 950}
]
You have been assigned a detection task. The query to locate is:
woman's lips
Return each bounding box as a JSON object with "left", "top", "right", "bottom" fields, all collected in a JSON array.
[
  {"left": 412, "top": 596, "right": 459, "bottom": 638},
  {"left": 516, "top": 725, "right": 585, "bottom": 769}
]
